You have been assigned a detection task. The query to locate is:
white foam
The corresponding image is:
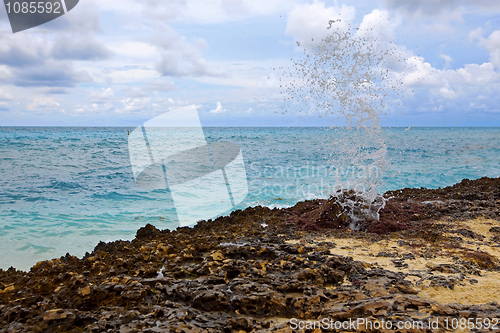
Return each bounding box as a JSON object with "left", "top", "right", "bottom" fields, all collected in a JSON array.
[
  {"left": 219, "top": 242, "right": 248, "bottom": 247},
  {"left": 157, "top": 265, "right": 166, "bottom": 278}
]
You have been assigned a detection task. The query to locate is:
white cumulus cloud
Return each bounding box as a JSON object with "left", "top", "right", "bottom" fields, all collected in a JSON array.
[
  {"left": 89, "top": 87, "right": 114, "bottom": 103},
  {"left": 285, "top": 1, "right": 355, "bottom": 48},
  {"left": 152, "top": 24, "right": 225, "bottom": 77},
  {"left": 27, "top": 98, "right": 60, "bottom": 110},
  {"left": 478, "top": 30, "right": 500, "bottom": 69},
  {"left": 209, "top": 102, "right": 226, "bottom": 114},
  {"left": 439, "top": 54, "right": 453, "bottom": 66}
]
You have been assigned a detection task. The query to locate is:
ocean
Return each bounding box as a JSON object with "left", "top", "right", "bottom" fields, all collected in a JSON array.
[{"left": 0, "top": 126, "right": 499, "bottom": 271}]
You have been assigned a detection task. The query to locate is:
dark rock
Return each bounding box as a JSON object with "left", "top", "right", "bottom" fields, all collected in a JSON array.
[{"left": 136, "top": 223, "right": 160, "bottom": 239}]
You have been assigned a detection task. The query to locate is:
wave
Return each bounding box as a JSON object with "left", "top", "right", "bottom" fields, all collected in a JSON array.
[
  {"left": 16, "top": 243, "right": 55, "bottom": 254},
  {"left": 42, "top": 181, "right": 84, "bottom": 190},
  {"left": 24, "top": 197, "right": 59, "bottom": 202},
  {"left": 91, "top": 192, "right": 156, "bottom": 201}
]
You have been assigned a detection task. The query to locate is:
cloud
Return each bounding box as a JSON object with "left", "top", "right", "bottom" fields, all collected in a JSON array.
[
  {"left": 396, "top": 51, "right": 500, "bottom": 117},
  {"left": 439, "top": 86, "right": 458, "bottom": 99},
  {"left": 122, "top": 87, "right": 148, "bottom": 98},
  {"left": 381, "top": 0, "right": 500, "bottom": 35},
  {"left": 89, "top": 87, "right": 114, "bottom": 103},
  {"left": 448, "top": 62, "right": 499, "bottom": 85},
  {"left": 439, "top": 54, "right": 454, "bottom": 70},
  {"left": 51, "top": 36, "right": 111, "bottom": 61},
  {"left": 285, "top": 1, "right": 355, "bottom": 47},
  {"left": 137, "top": 0, "right": 293, "bottom": 24},
  {"left": 439, "top": 53, "right": 453, "bottom": 65},
  {"left": 356, "top": 9, "right": 399, "bottom": 42},
  {"left": 40, "top": 0, "right": 102, "bottom": 32},
  {"left": 0, "top": 99, "right": 9, "bottom": 111},
  {"left": 0, "top": 90, "right": 13, "bottom": 101},
  {"left": 152, "top": 24, "right": 225, "bottom": 77},
  {"left": 74, "top": 102, "right": 114, "bottom": 115},
  {"left": 209, "top": 101, "right": 225, "bottom": 114},
  {"left": 469, "top": 27, "right": 484, "bottom": 41},
  {"left": 27, "top": 98, "right": 60, "bottom": 110},
  {"left": 478, "top": 30, "right": 500, "bottom": 69},
  {"left": 10, "top": 60, "right": 92, "bottom": 87},
  {"left": 383, "top": 0, "right": 500, "bottom": 16},
  {"left": 0, "top": 27, "right": 103, "bottom": 89},
  {"left": 44, "top": 88, "right": 71, "bottom": 94},
  {"left": 105, "top": 67, "right": 159, "bottom": 84},
  {"left": 149, "top": 98, "right": 192, "bottom": 113},
  {"left": 108, "top": 42, "right": 157, "bottom": 59},
  {"left": 0, "top": 37, "right": 46, "bottom": 67},
  {"left": 401, "top": 54, "right": 499, "bottom": 93},
  {"left": 117, "top": 97, "right": 151, "bottom": 114},
  {"left": 147, "top": 78, "right": 176, "bottom": 91}
]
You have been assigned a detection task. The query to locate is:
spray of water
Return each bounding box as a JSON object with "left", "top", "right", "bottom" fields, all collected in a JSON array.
[{"left": 281, "top": 20, "right": 408, "bottom": 229}]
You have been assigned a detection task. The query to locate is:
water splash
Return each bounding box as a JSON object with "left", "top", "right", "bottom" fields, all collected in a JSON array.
[{"left": 281, "top": 19, "right": 408, "bottom": 228}]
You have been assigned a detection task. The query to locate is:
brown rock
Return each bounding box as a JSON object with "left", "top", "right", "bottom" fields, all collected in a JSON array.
[{"left": 43, "top": 309, "right": 68, "bottom": 320}]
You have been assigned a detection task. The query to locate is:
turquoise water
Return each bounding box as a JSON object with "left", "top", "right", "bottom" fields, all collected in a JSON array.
[{"left": 0, "top": 127, "right": 499, "bottom": 270}]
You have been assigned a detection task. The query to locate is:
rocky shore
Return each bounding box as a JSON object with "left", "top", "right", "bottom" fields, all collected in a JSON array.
[{"left": 1, "top": 177, "right": 500, "bottom": 332}]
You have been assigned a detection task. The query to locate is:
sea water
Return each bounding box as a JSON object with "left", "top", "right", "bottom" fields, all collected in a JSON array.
[{"left": 0, "top": 126, "right": 499, "bottom": 270}]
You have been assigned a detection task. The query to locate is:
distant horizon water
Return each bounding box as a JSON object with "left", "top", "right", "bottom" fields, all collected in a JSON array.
[{"left": 1, "top": 126, "right": 499, "bottom": 270}]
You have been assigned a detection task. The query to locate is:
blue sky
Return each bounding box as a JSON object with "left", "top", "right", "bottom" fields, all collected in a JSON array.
[{"left": 0, "top": 0, "right": 499, "bottom": 126}]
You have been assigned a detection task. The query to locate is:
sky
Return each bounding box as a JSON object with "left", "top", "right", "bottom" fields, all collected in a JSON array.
[{"left": 0, "top": 0, "right": 499, "bottom": 127}]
